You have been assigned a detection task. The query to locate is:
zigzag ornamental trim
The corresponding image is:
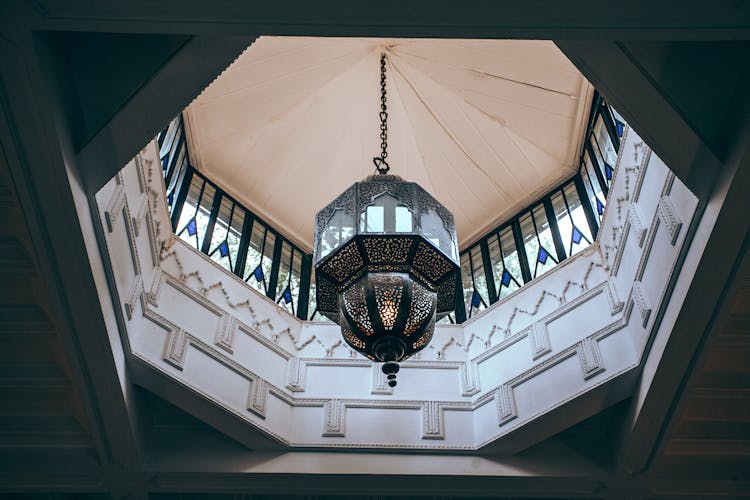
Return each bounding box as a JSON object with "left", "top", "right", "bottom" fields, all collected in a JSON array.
[
  {"left": 323, "top": 399, "right": 345, "bottom": 437},
  {"left": 605, "top": 277, "right": 624, "bottom": 316},
  {"left": 658, "top": 195, "right": 683, "bottom": 246},
  {"left": 578, "top": 337, "right": 605, "bottom": 380},
  {"left": 124, "top": 276, "right": 143, "bottom": 321},
  {"left": 247, "top": 378, "right": 269, "bottom": 419},
  {"left": 163, "top": 328, "right": 188, "bottom": 370},
  {"left": 460, "top": 361, "right": 480, "bottom": 396},
  {"left": 371, "top": 364, "right": 394, "bottom": 395},
  {"left": 104, "top": 184, "right": 126, "bottom": 233},
  {"left": 628, "top": 206, "right": 647, "bottom": 248},
  {"left": 632, "top": 281, "right": 652, "bottom": 328},
  {"left": 132, "top": 195, "right": 148, "bottom": 238},
  {"left": 286, "top": 358, "right": 307, "bottom": 392},
  {"left": 421, "top": 401, "right": 444, "bottom": 439},
  {"left": 496, "top": 384, "right": 518, "bottom": 426},
  {"left": 529, "top": 322, "right": 551, "bottom": 361},
  {"left": 214, "top": 315, "right": 236, "bottom": 353}
]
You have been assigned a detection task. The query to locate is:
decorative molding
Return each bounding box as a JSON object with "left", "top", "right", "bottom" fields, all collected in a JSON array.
[
  {"left": 214, "top": 315, "right": 236, "bottom": 353},
  {"left": 631, "top": 147, "right": 651, "bottom": 203},
  {"left": 605, "top": 277, "right": 624, "bottom": 315},
  {"left": 133, "top": 153, "right": 148, "bottom": 194},
  {"left": 247, "top": 378, "right": 269, "bottom": 419},
  {"left": 658, "top": 195, "right": 683, "bottom": 246},
  {"left": 628, "top": 206, "right": 647, "bottom": 248},
  {"left": 163, "top": 328, "right": 188, "bottom": 370},
  {"left": 578, "top": 337, "right": 605, "bottom": 380},
  {"left": 632, "top": 281, "right": 652, "bottom": 328},
  {"left": 132, "top": 195, "right": 148, "bottom": 237},
  {"left": 286, "top": 358, "right": 307, "bottom": 392},
  {"left": 529, "top": 322, "right": 551, "bottom": 360},
  {"left": 104, "top": 184, "right": 126, "bottom": 233},
  {"left": 496, "top": 384, "right": 517, "bottom": 426},
  {"left": 460, "top": 361, "right": 480, "bottom": 396},
  {"left": 323, "top": 399, "right": 345, "bottom": 436},
  {"left": 371, "top": 364, "right": 394, "bottom": 395},
  {"left": 124, "top": 276, "right": 143, "bottom": 321},
  {"left": 421, "top": 401, "right": 444, "bottom": 439}
]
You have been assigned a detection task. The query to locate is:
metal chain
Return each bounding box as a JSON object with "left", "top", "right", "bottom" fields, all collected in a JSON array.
[{"left": 373, "top": 52, "right": 390, "bottom": 175}]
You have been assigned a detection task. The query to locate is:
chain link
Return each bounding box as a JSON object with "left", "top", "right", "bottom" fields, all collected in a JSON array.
[{"left": 373, "top": 52, "right": 390, "bottom": 175}]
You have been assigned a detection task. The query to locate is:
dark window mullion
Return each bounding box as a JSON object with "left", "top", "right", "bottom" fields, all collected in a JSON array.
[
  {"left": 200, "top": 191, "right": 223, "bottom": 255},
  {"left": 480, "top": 239, "right": 498, "bottom": 304},
  {"left": 573, "top": 174, "right": 599, "bottom": 240},
  {"left": 544, "top": 197, "right": 567, "bottom": 263},
  {"left": 511, "top": 219, "right": 532, "bottom": 283},
  {"left": 454, "top": 274, "right": 467, "bottom": 324},
  {"left": 170, "top": 166, "right": 193, "bottom": 231},
  {"left": 266, "top": 233, "right": 284, "bottom": 300},
  {"left": 297, "top": 253, "right": 312, "bottom": 321},
  {"left": 599, "top": 103, "right": 621, "bottom": 151},
  {"left": 586, "top": 141, "right": 609, "bottom": 198},
  {"left": 234, "top": 212, "right": 255, "bottom": 278}
]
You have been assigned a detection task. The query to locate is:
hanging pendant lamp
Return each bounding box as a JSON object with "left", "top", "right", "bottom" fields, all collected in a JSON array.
[{"left": 313, "top": 53, "right": 459, "bottom": 386}]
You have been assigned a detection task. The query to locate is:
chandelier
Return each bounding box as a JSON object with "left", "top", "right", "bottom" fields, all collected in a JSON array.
[{"left": 313, "top": 53, "right": 459, "bottom": 387}]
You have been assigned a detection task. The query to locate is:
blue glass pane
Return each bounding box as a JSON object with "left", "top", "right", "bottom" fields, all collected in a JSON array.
[
  {"left": 282, "top": 286, "right": 292, "bottom": 304},
  {"left": 538, "top": 247, "right": 549, "bottom": 265},
  {"left": 604, "top": 163, "right": 613, "bottom": 181},
  {"left": 253, "top": 264, "right": 264, "bottom": 282},
  {"left": 162, "top": 157, "right": 168, "bottom": 171},
  {"left": 596, "top": 198, "right": 604, "bottom": 215},
  {"left": 501, "top": 269, "right": 512, "bottom": 287},
  {"left": 615, "top": 121, "right": 624, "bottom": 137},
  {"left": 219, "top": 241, "right": 229, "bottom": 257},
  {"left": 471, "top": 289, "right": 481, "bottom": 308},
  {"left": 167, "top": 192, "right": 174, "bottom": 206},
  {"left": 571, "top": 226, "right": 583, "bottom": 245},
  {"left": 187, "top": 218, "right": 197, "bottom": 236}
]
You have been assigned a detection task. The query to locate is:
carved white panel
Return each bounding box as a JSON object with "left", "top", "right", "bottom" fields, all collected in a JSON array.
[
  {"left": 529, "top": 322, "right": 551, "bottom": 360},
  {"left": 605, "top": 277, "right": 624, "bottom": 315},
  {"left": 578, "top": 337, "right": 605, "bottom": 380},
  {"left": 323, "top": 399, "right": 345, "bottom": 437},
  {"left": 658, "top": 195, "right": 683, "bottom": 245},
  {"left": 460, "top": 361, "right": 480, "bottom": 396},
  {"left": 421, "top": 401, "right": 444, "bottom": 439},
  {"left": 496, "top": 384, "right": 517, "bottom": 426},
  {"left": 104, "top": 183, "right": 125, "bottom": 233},
  {"left": 247, "top": 378, "right": 269, "bottom": 419},
  {"left": 163, "top": 328, "right": 188, "bottom": 370},
  {"left": 627, "top": 206, "right": 647, "bottom": 248},
  {"left": 124, "top": 276, "right": 143, "bottom": 321},
  {"left": 632, "top": 281, "right": 652, "bottom": 328},
  {"left": 214, "top": 315, "right": 236, "bottom": 353},
  {"left": 286, "top": 358, "right": 306, "bottom": 392},
  {"left": 132, "top": 195, "right": 148, "bottom": 238},
  {"left": 371, "top": 364, "right": 394, "bottom": 395}
]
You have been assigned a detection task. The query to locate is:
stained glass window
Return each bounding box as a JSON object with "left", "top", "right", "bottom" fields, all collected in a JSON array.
[
  {"left": 488, "top": 226, "right": 523, "bottom": 299},
  {"left": 175, "top": 175, "right": 215, "bottom": 251},
  {"left": 276, "top": 242, "right": 302, "bottom": 315},
  {"left": 242, "top": 221, "right": 276, "bottom": 296},
  {"left": 207, "top": 196, "right": 245, "bottom": 274},
  {"left": 551, "top": 184, "right": 593, "bottom": 258}
]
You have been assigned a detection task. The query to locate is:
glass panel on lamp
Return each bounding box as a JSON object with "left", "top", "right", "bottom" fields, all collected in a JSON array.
[
  {"left": 421, "top": 208, "right": 454, "bottom": 258},
  {"left": 319, "top": 208, "right": 354, "bottom": 258},
  {"left": 488, "top": 227, "right": 522, "bottom": 299},
  {"left": 394, "top": 206, "right": 413, "bottom": 232}
]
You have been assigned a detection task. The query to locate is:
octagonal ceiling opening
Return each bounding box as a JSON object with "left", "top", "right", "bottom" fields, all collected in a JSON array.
[{"left": 182, "top": 37, "right": 594, "bottom": 250}]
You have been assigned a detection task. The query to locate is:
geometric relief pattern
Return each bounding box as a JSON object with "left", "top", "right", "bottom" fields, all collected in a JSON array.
[{"left": 658, "top": 195, "right": 683, "bottom": 246}]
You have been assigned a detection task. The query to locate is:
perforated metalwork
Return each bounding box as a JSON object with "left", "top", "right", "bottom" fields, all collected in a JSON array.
[
  {"left": 343, "top": 284, "right": 374, "bottom": 336},
  {"left": 373, "top": 274, "right": 404, "bottom": 331},
  {"left": 437, "top": 274, "right": 457, "bottom": 312},
  {"left": 412, "top": 313, "right": 435, "bottom": 351},
  {"left": 413, "top": 241, "right": 453, "bottom": 282},
  {"left": 363, "top": 237, "right": 412, "bottom": 263},
  {"left": 316, "top": 274, "right": 338, "bottom": 314},
  {"left": 403, "top": 280, "right": 435, "bottom": 336},
  {"left": 357, "top": 176, "right": 415, "bottom": 217},
  {"left": 320, "top": 240, "right": 364, "bottom": 282},
  {"left": 340, "top": 319, "right": 366, "bottom": 350}
]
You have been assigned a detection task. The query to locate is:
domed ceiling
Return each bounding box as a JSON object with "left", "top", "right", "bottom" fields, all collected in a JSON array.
[{"left": 183, "top": 37, "right": 593, "bottom": 249}]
